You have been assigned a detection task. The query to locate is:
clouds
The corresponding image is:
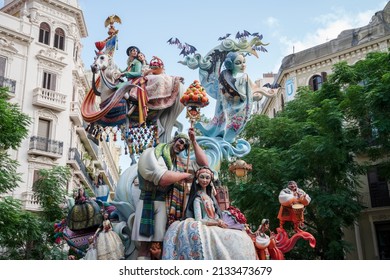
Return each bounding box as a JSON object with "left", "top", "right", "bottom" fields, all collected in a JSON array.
[
  {"left": 280, "top": 7, "right": 377, "bottom": 55},
  {"left": 250, "top": 2, "right": 386, "bottom": 84}
]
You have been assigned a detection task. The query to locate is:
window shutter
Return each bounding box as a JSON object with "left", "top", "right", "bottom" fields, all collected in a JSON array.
[
  {"left": 38, "top": 119, "right": 50, "bottom": 139},
  {"left": 0, "top": 56, "right": 6, "bottom": 77}
]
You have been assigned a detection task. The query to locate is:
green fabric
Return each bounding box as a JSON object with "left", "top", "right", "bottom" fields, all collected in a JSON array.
[
  {"left": 154, "top": 143, "right": 173, "bottom": 170},
  {"left": 139, "top": 191, "right": 155, "bottom": 237},
  {"left": 123, "top": 59, "right": 142, "bottom": 79}
]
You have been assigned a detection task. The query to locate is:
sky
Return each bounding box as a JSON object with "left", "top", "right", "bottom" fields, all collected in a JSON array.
[
  {"left": 74, "top": 0, "right": 388, "bottom": 171},
  {"left": 1, "top": 0, "right": 385, "bottom": 171}
]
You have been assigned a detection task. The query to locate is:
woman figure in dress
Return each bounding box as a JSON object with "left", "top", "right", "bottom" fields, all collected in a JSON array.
[
  {"left": 163, "top": 166, "right": 257, "bottom": 259},
  {"left": 196, "top": 51, "right": 272, "bottom": 143},
  {"left": 94, "top": 211, "right": 124, "bottom": 260},
  {"left": 185, "top": 166, "right": 227, "bottom": 228},
  {"left": 74, "top": 187, "right": 88, "bottom": 204}
]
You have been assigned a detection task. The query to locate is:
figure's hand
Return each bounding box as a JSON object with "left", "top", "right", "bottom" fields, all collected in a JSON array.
[
  {"left": 188, "top": 127, "right": 196, "bottom": 143},
  {"left": 217, "top": 219, "right": 228, "bottom": 228}
]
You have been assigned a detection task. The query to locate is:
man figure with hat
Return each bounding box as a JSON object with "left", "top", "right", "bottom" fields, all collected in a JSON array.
[
  {"left": 121, "top": 46, "right": 142, "bottom": 79},
  {"left": 277, "top": 180, "right": 311, "bottom": 232},
  {"left": 132, "top": 128, "right": 208, "bottom": 259}
]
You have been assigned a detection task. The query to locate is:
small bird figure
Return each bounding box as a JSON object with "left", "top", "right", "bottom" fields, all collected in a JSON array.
[{"left": 104, "top": 15, "right": 122, "bottom": 28}]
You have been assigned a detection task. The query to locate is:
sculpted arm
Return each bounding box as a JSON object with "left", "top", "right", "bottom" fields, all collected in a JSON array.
[
  {"left": 138, "top": 148, "right": 191, "bottom": 187},
  {"left": 189, "top": 128, "right": 208, "bottom": 166},
  {"left": 278, "top": 189, "right": 296, "bottom": 206}
]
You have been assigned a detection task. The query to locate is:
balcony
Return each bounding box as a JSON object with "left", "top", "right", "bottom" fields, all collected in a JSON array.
[
  {"left": 99, "top": 161, "right": 116, "bottom": 192},
  {"left": 32, "top": 87, "right": 67, "bottom": 111},
  {"left": 28, "top": 136, "right": 63, "bottom": 159},
  {"left": 69, "top": 101, "right": 83, "bottom": 126},
  {"left": 0, "top": 75, "right": 16, "bottom": 96},
  {"left": 76, "top": 122, "right": 100, "bottom": 160},
  {"left": 360, "top": 191, "right": 390, "bottom": 209},
  {"left": 67, "top": 147, "right": 95, "bottom": 189},
  {"left": 21, "top": 191, "right": 41, "bottom": 212}
]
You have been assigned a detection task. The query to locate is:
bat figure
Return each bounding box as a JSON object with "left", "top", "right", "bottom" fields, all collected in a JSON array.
[
  {"left": 251, "top": 32, "right": 263, "bottom": 40},
  {"left": 236, "top": 30, "right": 251, "bottom": 39},
  {"left": 179, "top": 43, "right": 197, "bottom": 57},
  {"left": 167, "top": 37, "right": 181, "bottom": 46},
  {"left": 218, "top": 33, "right": 231, "bottom": 40}
]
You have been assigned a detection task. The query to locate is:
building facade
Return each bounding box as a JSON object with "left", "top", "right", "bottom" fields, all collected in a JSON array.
[
  {"left": 0, "top": 0, "right": 120, "bottom": 210},
  {"left": 261, "top": 2, "right": 390, "bottom": 259}
]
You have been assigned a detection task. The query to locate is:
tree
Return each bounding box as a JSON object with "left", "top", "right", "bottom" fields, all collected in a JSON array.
[
  {"left": 228, "top": 51, "right": 390, "bottom": 259},
  {"left": 0, "top": 88, "right": 30, "bottom": 194},
  {"left": 0, "top": 88, "right": 70, "bottom": 259}
]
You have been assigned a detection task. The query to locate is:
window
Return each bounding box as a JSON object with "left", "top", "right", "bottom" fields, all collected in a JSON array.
[
  {"left": 309, "top": 72, "right": 327, "bottom": 91},
  {"left": 38, "top": 118, "right": 51, "bottom": 139},
  {"left": 281, "top": 94, "right": 285, "bottom": 110},
  {"left": 73, "top": 42, "right": 78, "bottom": 61},
  {"left": 42, "top": 71, "right": 56, "bottom": 91},
  {"left": 54, "top": 28, "right": 65, "bottom": 50},
  {"left": 367, "top": 166, "right": 390, "bottom": 208},
  {"left": 32, "top": 170, "right": 41, "bottom": 185},
  {"left": 39, "top": 22, "right": 50, "bottom": 45},
  {"left": 375, "top": 221, "right": 390, "bottom": 260},
  {"left": 37, "top": 118, "right": 51, "bottom": 151}
]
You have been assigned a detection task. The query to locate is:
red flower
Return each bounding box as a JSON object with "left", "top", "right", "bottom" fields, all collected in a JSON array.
[{"left": 227, "top": 206, "right": 247, "bottom": 224}]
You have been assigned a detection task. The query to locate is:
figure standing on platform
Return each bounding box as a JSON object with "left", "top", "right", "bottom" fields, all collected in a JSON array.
[
  {"left": 254, "top": 219, "right": 275, "bottom": 259},
  {"left": 277, "top": 181, "right": 311, "bottom": 232},
  {"left": 94, "top": 211, "right": 124, "bottom": 260}
]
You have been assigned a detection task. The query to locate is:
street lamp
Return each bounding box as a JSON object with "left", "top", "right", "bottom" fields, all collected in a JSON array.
[{"left": 228, "top": 159, "right": 252, "bottom": 177}]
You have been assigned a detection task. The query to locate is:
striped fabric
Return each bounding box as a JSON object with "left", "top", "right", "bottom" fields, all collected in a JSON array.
[
  {"left": 139, "top": 191, "right": 155, "bottom": 237},
  {"left": 97, "top": 96, "right": 127, "bottom": 126}
]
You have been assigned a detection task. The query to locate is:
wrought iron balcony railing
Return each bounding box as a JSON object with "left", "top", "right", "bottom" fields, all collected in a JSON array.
[{"left": 29, "top": 136, "right": 63, "bottom": 156}]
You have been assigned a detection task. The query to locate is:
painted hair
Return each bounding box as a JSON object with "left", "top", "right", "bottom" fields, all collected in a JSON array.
[
  {"left": 223, "top": 52, "right": 239, "bottom": 71},
  {"left": 288, "top": 181, "right": 297, "bottom": 187},
  {"left": 184, "top": 166, "right": 221, "bottom": 219}
]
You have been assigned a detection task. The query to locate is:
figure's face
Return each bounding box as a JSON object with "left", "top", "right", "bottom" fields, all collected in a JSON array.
[
  {"left": 233, "top": 54, "right": 246, "bottom": 74},
  {"left": 198, "top": 171, "right": 212, "bottom": 189},
  {"left": 288, "top": 182, "right": 297, "bottom": 192},
  {"left": 130, "top": 48, "right": 138, "bottom": 57},
  {"left": 173, "top": 138, "right": 187, "bottom": 154},
  {"left": 138, "top": 53, "right": 145, "bottom": 61}
]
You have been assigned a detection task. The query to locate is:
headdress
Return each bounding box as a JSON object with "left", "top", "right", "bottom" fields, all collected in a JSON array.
[
  {"left": 171, "top": 132, "right": 190, "bottom": 149},
  {"left": 261, "top": 218, "right": 269, "bottom": 226},
  {"left": 126, "top": 46, "right": 140, "bottom": 56},
  {"left": 195, "top": 166, "right": 214, "bottom": 181}
]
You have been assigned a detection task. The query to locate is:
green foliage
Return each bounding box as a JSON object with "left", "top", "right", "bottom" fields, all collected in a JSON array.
[
  {"left": 0, "top": 165, "right": 71, "bottom": 260},
  {"left": 0, "top": 197, "right": 67, "bottom": 260},
  {"left": 0, "top": 151, "right": 23, "bottom": 194},
  {"left": 33, "top": 166, "right": 71, "bottom": 222},
  {"left": 0, "top": 88, "right": 31, "bottom": 194},
  {"left": 228, "top": 51, "right": 390, "bottom": 259},
  {"left": 0, "top": 88, "right": 31, "bottom": 150}
]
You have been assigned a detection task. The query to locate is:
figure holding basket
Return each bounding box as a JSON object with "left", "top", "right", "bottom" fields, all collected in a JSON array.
[{"left": 277, "top": 181, "right": 311, "bottom": 232}]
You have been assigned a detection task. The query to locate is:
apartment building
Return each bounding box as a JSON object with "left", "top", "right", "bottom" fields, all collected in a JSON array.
[{"left": 0, "top": 0, "right": 120, "bottom": 210}]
